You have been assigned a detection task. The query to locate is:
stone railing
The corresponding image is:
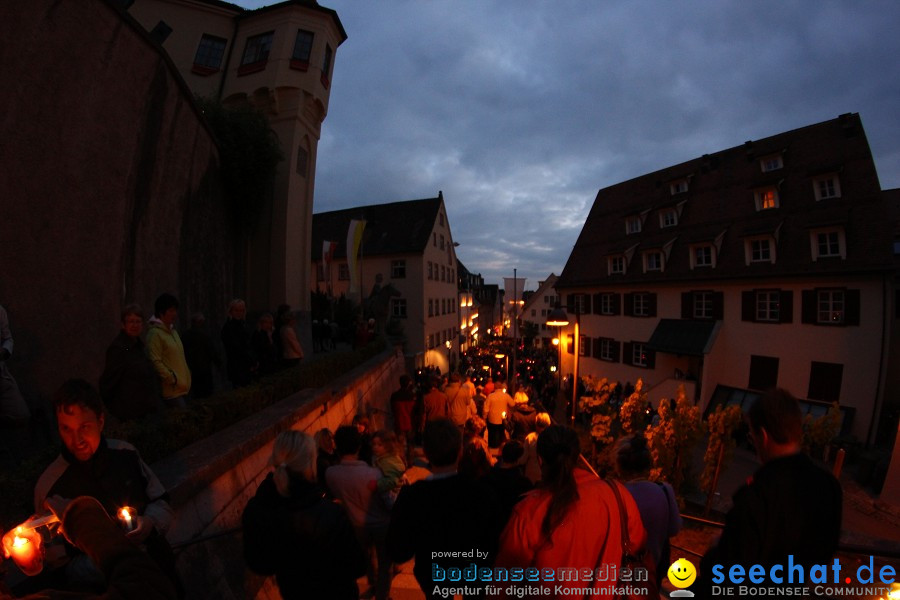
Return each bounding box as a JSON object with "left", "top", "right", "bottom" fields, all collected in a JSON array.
[{"left": 151, "top": 346, "right": 405, "bottom": 599}]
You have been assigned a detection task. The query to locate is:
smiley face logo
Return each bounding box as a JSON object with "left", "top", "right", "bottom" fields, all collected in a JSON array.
[{"left": 667, "top": 558, "right": 697, "bottom": 589}]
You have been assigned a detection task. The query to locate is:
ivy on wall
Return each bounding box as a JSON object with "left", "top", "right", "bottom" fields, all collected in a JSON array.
[{"left": 196, "top": 97, "right": 283, "bottom": 232}]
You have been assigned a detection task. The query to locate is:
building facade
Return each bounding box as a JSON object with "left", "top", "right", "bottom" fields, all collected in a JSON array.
[
  {"left": 522, "top": 274, "right": 560, "bottom": 347},
  {"left": 555, "top": 114, "right": 894, "bottom": 443},
  {"left": 129, "top": 0, "right": 347, "bottom": 314},
  {"left": 310, "top": 194, "right": 461, "bottom": 371}
]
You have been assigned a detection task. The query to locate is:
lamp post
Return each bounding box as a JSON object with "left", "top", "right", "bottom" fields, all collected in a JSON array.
[{"left": 546, "top": 305, "right": 575, "bottom": 426}]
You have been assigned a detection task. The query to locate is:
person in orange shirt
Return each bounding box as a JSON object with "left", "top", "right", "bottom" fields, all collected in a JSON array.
[{"left": 495, "top": 425, "right": 647, "bottom": 599}]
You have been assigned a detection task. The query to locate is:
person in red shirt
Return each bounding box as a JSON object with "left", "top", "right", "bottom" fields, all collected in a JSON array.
[{"left": 495, "top": 425, "right": 647, "bottom": 599}]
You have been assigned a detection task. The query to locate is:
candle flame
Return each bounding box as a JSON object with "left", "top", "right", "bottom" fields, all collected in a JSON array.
[
  {"left": 12, "top": 536, "right": 28, "bottom": 548},
  {"left": 119, "top": 508, "right": 132, "bottom": 519}
]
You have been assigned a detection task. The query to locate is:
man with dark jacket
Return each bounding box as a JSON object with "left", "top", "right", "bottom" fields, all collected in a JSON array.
[
  {"left": 220, "top": 299, "right": 254, "bottom": 389},
  {"left": 33, "top": 380, "right": 180, "bottom": 596},
  {"left": 388, "top": 418, "right": 503, "bottom": 600},
  {"left": 698, "top": 388, "right": 842, "bottom": 596},
  {"left": 98, "top": 304, "right": 160, "bottom": 421}
]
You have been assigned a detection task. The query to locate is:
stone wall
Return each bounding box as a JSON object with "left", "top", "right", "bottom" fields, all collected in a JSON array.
[
  {"left": 152, "top": 347, "right": 405, "bottom": 599},
  {"left": 0, "top": 0, "right": 235, "bottom": 412}
]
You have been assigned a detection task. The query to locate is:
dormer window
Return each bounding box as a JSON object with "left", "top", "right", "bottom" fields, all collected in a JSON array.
[
  {"left": 609, "top": 255, "right": 626, "bottom": 275},
  {"left": 626, "top": 216, "right": 642, "bottom": 235},
  {"left": 660, "top": 208, "right": 678, "bottom": 228},
  {"left": 644, "top": 251, "right": 663, "bottom": 272},
  {"left": 810, "top": 228, "right": 846, "bottom": 260},
  {"left": 746, "top": 237, "right": 775, "bottom": 264},
  {"left": 670, "top": 179, "right": 689, "bottom": 195},
  {"left": 754, "top": 187, "right": 779, "bottom": 211},
  {"left": 691, "top": 244, "right": 714, "bottom": 268},
  {"left": 760, "top": 154, "right": 783, "bottom": 173},
  {"left": 813, "top": 175, "right": 841, "bottom": 201}
]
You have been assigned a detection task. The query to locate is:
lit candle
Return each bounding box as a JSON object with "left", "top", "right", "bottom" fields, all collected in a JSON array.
[
  {"left": 118, "top": 507, "right": 135, "bottom": 532},
  {"left": 2, "top": 527, "right": 44, "bottom": 576}
]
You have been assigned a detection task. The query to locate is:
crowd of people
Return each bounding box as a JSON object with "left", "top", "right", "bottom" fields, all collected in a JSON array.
[{"left": 1, "top": 301, "right": 844, "bottom": 600}]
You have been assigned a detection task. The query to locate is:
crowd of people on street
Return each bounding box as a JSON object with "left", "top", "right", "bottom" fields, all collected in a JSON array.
[{"left": 1, "top": 300, "right": 844, "bottom": 599}]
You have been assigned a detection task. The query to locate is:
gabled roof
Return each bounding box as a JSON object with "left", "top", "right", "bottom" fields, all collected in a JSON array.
[
  {"left": 311, "top": 196, "right": 442, "bottom": 260},
  {"left": 558, "top": 114, "right": 893, "bottom": 289},
  {"left": 522, "top": 273, "right": 558, "bottom": 314}
]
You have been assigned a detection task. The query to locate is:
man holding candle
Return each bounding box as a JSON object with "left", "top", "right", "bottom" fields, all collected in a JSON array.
[{"left": 32, "top": 379, "right": 180, "bottom": 596}]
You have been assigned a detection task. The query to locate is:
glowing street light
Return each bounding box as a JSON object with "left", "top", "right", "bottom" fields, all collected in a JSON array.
[{"left": 546, "top": 305, "right": 575, "bottom": 426}]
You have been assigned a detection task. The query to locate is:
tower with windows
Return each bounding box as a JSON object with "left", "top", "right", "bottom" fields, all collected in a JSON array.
[{"left": 129, "top": 0, "right": 347, "bottom": 314}]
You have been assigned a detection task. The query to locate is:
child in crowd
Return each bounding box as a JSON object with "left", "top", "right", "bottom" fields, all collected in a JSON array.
[{"left": 371, "top": 430, "right": 406, "bottom": 507}]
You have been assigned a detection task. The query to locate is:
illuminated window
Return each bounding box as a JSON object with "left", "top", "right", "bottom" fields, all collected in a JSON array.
[{"left": 754, "top": 187, "right": 779, "bottom": 211}]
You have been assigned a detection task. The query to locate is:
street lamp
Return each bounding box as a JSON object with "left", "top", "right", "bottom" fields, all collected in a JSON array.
[{"left": 546, "top": 305, "right": 575, "bottom": 427}]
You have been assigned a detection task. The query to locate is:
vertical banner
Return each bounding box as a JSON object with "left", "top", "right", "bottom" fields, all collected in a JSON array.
[
  {"left": 503, "top": 275, "right": 526, "bottom": 338},
  {"left": 322, "top": 240, "right": 337, "bottom": 296},
  {"left": 347, "top": 219, "right": 366, "bottom": 298}
]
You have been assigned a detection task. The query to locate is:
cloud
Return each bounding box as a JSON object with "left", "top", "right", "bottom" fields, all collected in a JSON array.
[{"left": 238, "top": 0, "right": 900, "bottom": 287}]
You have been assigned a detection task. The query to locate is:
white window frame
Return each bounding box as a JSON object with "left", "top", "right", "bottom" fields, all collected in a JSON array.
[
  {"left": 626, "top": 217, "right": 642, "bottom": 235},
  {"left": 391, "top": 259, "right": 406, "bottom": 279},
  {"left": 746, "top": 237, "right": 775, "bottom": 264},
  {"left": 693, "top": 245, "right": 714, "bottom": 268},
  {"left": 693, "top": 291, "right": 713, "bottom": 319},
  {"left": 609, "top": 255, "right": 626, "bottom": 275},
  {"left": 760, "top": 154, "right": 783, "bottom": 173},
  {"left": 600, "top": 293, "right": 614, "bottom": 315},
  {"left": 644, "top": 251, "right": 663, "bottom": 272},
  {"left": 814, "top": 175, "right": 841, "bottom": 201},
  {"left": 633, "top": 293, "right": 649, "bottom": 317},
  {"left": 660, "top": 208, "right": 678, "bottom": 228},
  {"left": 391, "top": 298, "right": 407, "bottom": 318},
  {"left": 755, "top": 290, "right": 780, "bottom": 322},
  {"left": 669, "top": 179, "right": 689, "bottom": 195},
  {"left": 573, "top": 294, "right": 588, "bottom": 315},
  {"left": 632, "top": 343, "right": 648, "bottom": 367},
  {"left": 810, "top": 228, "right": 845, "bottom": 261},
  {"left": 599, "top": 338, "right": 614, "bottom": 361},
  {"left": 817, "top": 290, "right": 845, "bottom": 325},
  {"left": 754, "top": 187, "right": 780, "bottom": 211}
]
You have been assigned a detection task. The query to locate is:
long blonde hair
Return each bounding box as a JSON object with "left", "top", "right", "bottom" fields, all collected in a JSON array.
[{"left": 271, "top": 430, "right": 318, "bottom": 496}]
